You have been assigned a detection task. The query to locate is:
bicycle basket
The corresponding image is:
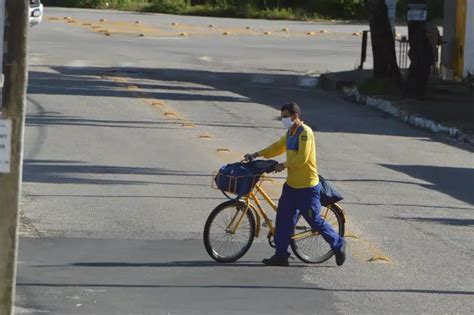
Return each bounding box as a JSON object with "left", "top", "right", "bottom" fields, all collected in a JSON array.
[{"left": 213, "top": 162, "right": 262, "bottom": 199}]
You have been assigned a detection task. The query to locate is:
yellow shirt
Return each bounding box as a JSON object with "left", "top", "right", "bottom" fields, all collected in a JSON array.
[{"left": 258, "top": 123, "right": 319, "bottom": 189}]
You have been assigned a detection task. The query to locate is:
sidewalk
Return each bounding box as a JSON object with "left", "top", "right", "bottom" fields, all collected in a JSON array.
[{"left": 320, "top": 70, "right": 474, "bottom": 146}]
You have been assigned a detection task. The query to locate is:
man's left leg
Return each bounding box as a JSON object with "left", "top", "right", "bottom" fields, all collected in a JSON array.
[
  {"left": 298, "top": 184, "right": 346, "bottom": 266},
  {"left": 263, "top": 184, "right": 298, "bottom": 266}
]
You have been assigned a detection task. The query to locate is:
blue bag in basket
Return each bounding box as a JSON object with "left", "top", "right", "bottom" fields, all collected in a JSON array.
[
  {"left": 215, "top": 160, "right": 277, "bottom": 199},
  {"left": 215, "top": 163, "right": 258, "bottom": 199}
]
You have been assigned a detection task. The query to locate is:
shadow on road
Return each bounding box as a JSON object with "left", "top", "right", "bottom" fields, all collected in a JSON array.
[
  {"left": 380, "top": 164, "right": 474, "bottom": 205},
  {"left": 390, "top": 216, "right": 474, "bottom": 227},
  {"left": 33, "top": 260, "right": 328, "bottom": 268},
  {"left": 23, "top": 159, "right": 212, "bottom": 186},
  {"left": 343, "top": 201, "right": 474, "bottom": 211},
  {"left": 26, "top": 111, "right": 281, "bottom": 130},
  {"left": 25, "top": 66, "right": 474, "bottom": 205},
  {"left": 28, "top": 65, "right": 452, "bottom": 139},
  {"left": 16, "top": 282, "right": 474, "bottom": 296}
]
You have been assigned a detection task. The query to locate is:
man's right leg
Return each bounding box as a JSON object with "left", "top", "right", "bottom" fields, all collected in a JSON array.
[
  {"left": 274, "top": 184, "right": 296, "bottom": 258},
  {"left": 263, "top": 184, "right": 295, "bottom": 266}
]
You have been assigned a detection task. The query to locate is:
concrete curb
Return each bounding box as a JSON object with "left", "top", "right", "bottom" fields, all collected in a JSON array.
[{"left": 342, "top": 86, "right": 474, "bottom": 146}]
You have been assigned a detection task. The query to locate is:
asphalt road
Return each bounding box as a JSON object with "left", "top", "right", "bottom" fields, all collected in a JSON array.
[{"left": 15, "top": 7, "right": 473, "bottom": 315}]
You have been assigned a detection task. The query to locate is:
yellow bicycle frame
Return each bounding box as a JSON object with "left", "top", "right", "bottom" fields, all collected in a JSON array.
[{"left": 227, "top": 175, "right": 346, "bottom": 240}]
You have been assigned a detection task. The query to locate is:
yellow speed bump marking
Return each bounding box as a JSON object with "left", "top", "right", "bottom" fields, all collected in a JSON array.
[
  {"left": 307, "top": 32, "right": 316, "bottom": 36},
  {"left": 264, "top": 31, "right": 272, "bottom": 35},
  {"left": 135, "top": 20, "right": 141, "bottom": 24},
  {"left": 104, "top": 32, "right": 111, "bottom": 36},
  {"left": 64, "top": 16, "right": 72, "bottom": 20},
  {"left": 245, "top": 26, "right": 251, "bottom": 30},
  {"left": 368, "top": 256, "right": 390, "bottom": 262},
  {"left": 98, "top": 29, "right": 109, "bottom": 33},
  {"left": 67, "top": 20, "right": 76, "bottom": 23},
  {"left": 181, "top": 122, "right": 196, "bottom": 128},
  {"left": 82, "top": 23, "right": 92, "bottom": 26},
  {"left": 282, "top": 28, "right": 289, "bottom": 32},
  {"left": 352, "top": 32, "right": 362, "bottom": 36},
  {"left": 138, "top": 33, "right": 145, "bottom": 37},
  {"left": 152, "top": 101, "right": 163, "bottom": 106},
  {"left": 223, "top": 31, "right": 230, "bottom": 35},
  {"left": 199, "top": 134, "right": 212, "bottom": 139},
  {"left": 99, "top": 18, "right": 107, "bottom": 22},
  {"left": 344, "top": 233, "right": 360, "bottom": 239},
  {"left": 171, "top": 22, "right": 178, "bottom": 26},
  {"left": 217, "top": 148, "right": 230, "bottom": 152},
  {"left": 48, "top": 17, "right": 59, "bottom": 21},
  {"left": 180, "top": 32, "right": 188, "bottom": 37},
  {"left": 92, "top": 25, "right": 101, "bottom": 29},
  {"left": 164, "top": 112, "right": 177, "bottom": 117},
  {"left": 113, "top": 77, "right": 128, "bottom": 83},
  {"left": 209, "top": 24, "right": 215, "bottom": 28},
  {"left": 320, "top": 29, "right": 328, "bottom": 33}
]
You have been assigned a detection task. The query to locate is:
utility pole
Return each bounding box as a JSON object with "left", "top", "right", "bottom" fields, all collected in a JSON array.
[{"left": 0, "top": 0, "right": 29, "bottom": 313}]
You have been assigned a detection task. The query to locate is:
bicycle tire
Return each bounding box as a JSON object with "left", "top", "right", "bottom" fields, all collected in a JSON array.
[
  {"left": 203, "top": 200, "right": 256, "bottom": 263},
  {"left": 290, "top": 203, "right": 345, "bottom": 264}
]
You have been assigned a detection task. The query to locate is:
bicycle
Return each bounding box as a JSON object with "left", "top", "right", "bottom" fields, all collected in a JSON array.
[{"left": 203, "top": 160, "right": 346, "bottom": 264}]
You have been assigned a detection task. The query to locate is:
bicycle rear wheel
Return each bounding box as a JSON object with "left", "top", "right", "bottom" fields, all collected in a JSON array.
[
  {"left": 203, "top": 200, "right": 256, "bottom": 263},
  {"left": 290, "top": 203, "right": 345, "bottom": 264}
]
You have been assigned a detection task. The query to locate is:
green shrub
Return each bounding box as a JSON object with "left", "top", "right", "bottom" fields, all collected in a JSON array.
[
  {"left": 42, "top": 0, "right": 444, "bottom": 20},
  {"left": 143, "top": 0, "right": 189, "bottom": 14}
]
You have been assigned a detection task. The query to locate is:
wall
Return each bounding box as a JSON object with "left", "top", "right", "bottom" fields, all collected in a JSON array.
[
  {"left": 464, "top": 0, "right": 474, "bottom": 77},
  {"left": 441, "top": 0, "right": 457, "bottom": 79}
]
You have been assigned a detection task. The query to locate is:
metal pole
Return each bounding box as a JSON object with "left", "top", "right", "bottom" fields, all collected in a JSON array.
[
  {"left": 359, "top": 30, "right": 369, "bottom": 70},
  {"left": 0, "top": 0, "right": 4, "bottom": 81},
  {"left": 398, "top": 39, "right": 402, "bottom": 68},
  {"left": 0, "top": 0, "right": 29, "bottom": 314}
]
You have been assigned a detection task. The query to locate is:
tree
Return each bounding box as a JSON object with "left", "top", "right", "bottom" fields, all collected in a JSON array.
[
  {"left": 367, "top": 0, "right": 402, "bottom": 86},
  {"left": 405, "top": 0, "right": 433, "bottom": 99}
]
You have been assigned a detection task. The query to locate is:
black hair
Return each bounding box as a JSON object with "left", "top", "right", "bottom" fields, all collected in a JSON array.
[{"left": 281, "top": 102, "right": 301, "bottom": 115}]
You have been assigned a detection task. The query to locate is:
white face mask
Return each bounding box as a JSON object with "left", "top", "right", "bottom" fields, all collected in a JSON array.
[{"left": 282, "top": 117, "right": 294, "bottom": 129}]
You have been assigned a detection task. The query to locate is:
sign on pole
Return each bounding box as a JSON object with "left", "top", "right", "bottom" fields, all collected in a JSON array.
[
  {"left": 0, "top": 119, "right": 11, "bottom": 173},
  {"left": 407, "top": 3, "right": 428, "bottom": 21}
]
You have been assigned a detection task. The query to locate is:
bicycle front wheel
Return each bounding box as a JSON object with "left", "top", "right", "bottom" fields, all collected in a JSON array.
[
  {"left": 290, "top": 203, "right": 345, "bottom": 264},
  {"left": 203, "top": 200, "right": 256, "bottom": 263}
]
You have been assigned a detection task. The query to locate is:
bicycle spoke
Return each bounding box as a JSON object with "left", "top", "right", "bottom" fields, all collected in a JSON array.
[
  {"left": 292, "top": 205, "right": 341, "bottom": 263},
  {"left": 208, "top": 205, "right": 253, "bottom": 260}
]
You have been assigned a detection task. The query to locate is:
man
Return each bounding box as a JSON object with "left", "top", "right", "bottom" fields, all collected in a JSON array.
[{"left": 245, "top": 102, "right": 346, "bottom": 267}]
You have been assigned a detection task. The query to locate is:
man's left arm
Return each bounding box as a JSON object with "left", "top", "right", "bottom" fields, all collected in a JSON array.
[{"left": 283, "top": 130, "right": 312, "bottom": 169}]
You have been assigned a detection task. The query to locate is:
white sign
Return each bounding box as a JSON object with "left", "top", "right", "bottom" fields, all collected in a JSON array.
[
  {"left": 0, "top": 119, "right": 12, "bottom": 173},
  {"left": 407, "top": 4, "right": 427, "bottom": 21},
  {"left": 408, "top": 9, "right": 427, "bottom": 21}
]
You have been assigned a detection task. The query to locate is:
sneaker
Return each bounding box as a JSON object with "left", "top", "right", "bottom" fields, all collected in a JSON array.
[
  {"left": 335, "top": 241, "right": 346, "bottom": 266},
  {"left": 262, "top": 255, "right": 289, "bottom": 267}
]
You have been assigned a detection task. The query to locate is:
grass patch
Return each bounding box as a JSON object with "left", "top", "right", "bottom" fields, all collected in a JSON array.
[
  {"left": 43, "top": 0, "right": 444, "bottom": 21},
  {"left": 43, "top": 0, "right": 324, "bottom": 20}
]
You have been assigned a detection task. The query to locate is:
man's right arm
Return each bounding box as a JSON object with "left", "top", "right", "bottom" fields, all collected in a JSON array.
[{"left": 256, "top": 134, "right": 287, "bottom": 159}]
